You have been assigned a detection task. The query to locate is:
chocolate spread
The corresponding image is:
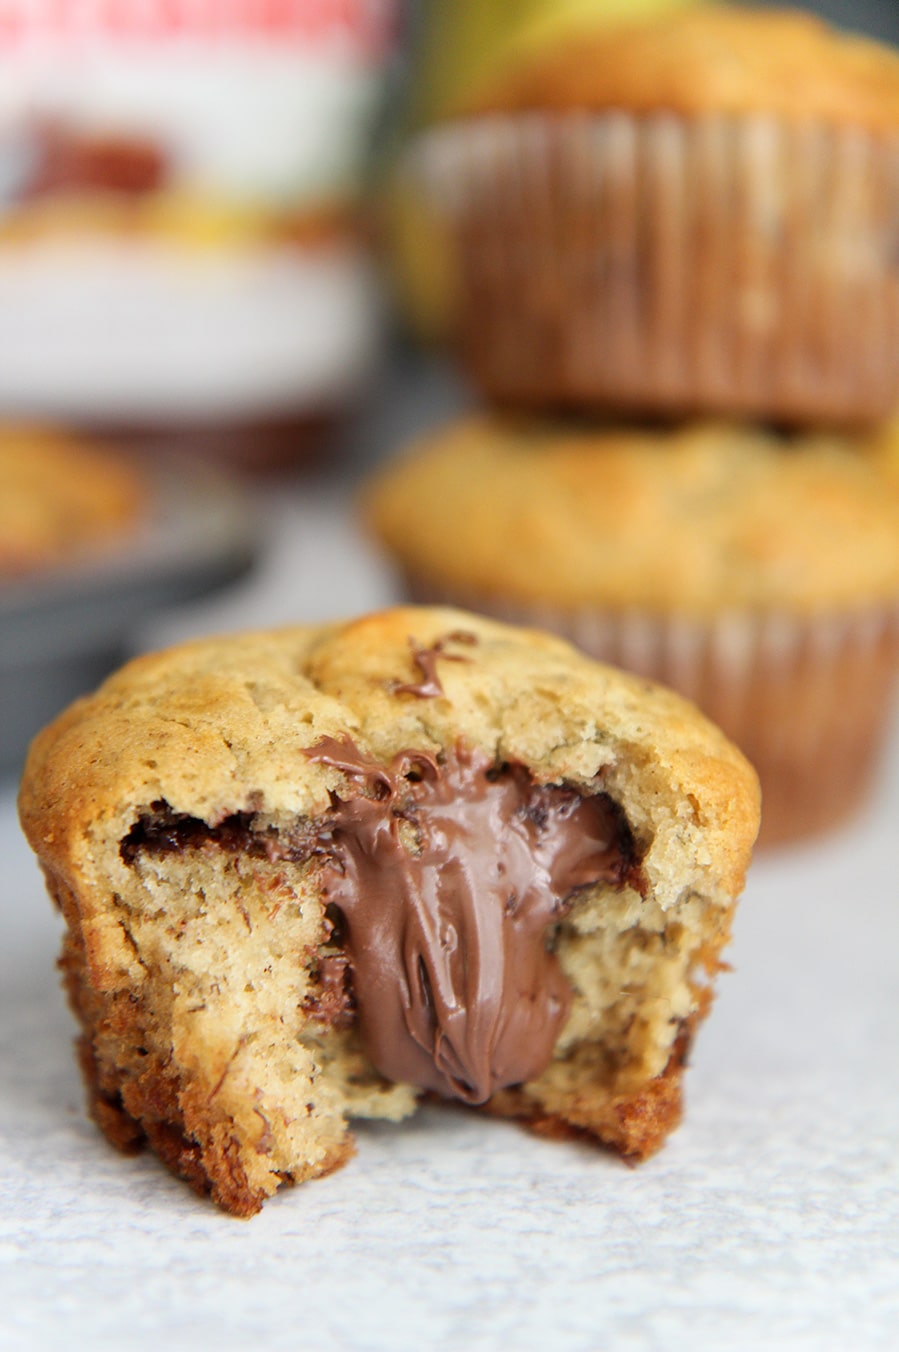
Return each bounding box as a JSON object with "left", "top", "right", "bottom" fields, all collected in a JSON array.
[
  {"left": 122, "top": 739, "right": 637, "bottom": 1106},
  {"left": 304, "top": 738, "right": 632, "bottom": 1104},
  {"left": 392, "top": 631, "right": 478, "bottom": 699}
]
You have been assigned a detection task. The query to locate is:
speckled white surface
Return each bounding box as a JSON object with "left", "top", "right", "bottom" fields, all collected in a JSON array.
[{"left": 2, "top": 377, "right": 898, "bottom": 1350}]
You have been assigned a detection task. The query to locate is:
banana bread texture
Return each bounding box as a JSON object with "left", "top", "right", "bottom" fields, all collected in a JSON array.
[{"left": 19, "top": 607, "right": 759, "bottom": 1216}]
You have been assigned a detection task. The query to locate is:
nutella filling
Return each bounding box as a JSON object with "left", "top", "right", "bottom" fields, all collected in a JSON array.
[
  {"left": 305, "top": 738, "right": 633, "bottom": 1104},
  {"left": 391, "top": 630, "right": 479, "bottom": 699},
  {"left": 121, "top": 740, "right": 637, "bottom": 1106}
]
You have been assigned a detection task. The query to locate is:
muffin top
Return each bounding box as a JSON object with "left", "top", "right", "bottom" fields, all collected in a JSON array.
[
  {"left": 364, "top": 418, "right": 899, "bottom": 616},
  {"left": 0, "top": 427, "right": 143, "bottom": 579},
  {"left": 19, "top": 606, "right": 759, "bottom": 913},
  {"left": 461, "top": 6, "right": 899, "bottom": 132},
  {"left": 411, "top": 0, "right": 700, "bottom": 125}
]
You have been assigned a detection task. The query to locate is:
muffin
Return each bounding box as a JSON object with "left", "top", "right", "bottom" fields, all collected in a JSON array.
[
  {"left": 19, "top": 606, "right": 758, "bottom": 1216},
  {"left": 387, "top": 0, "right": 700, "bottom": 343},
  {"left": 411, "top": 6, "right": 899, "bottom": 425},
  {"left": 0, "top": 426, "right": 144, "bottom": 579},
  {"left": 364, "top": 418, "right": 899, "bottom": 846}
]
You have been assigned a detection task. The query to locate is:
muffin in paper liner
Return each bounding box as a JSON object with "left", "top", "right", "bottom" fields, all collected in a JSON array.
[
  {"left": 402, "top": 581, "right": 899, "bottom": 847},
  {"left": 412, "top": 111, "right": 899, "bottom": 426},
  {"left": 364, "top": 416, "right": 899, "bottom": 847}
]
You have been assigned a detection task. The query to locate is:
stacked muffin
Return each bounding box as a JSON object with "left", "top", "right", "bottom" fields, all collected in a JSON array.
[{"left": 369, "top": 5, "right": 899, "bottom": 846}]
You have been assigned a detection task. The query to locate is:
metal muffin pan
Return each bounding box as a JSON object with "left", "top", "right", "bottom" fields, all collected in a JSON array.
[{"left": 0, "top": 462, "right": 258, "bottom": 775}]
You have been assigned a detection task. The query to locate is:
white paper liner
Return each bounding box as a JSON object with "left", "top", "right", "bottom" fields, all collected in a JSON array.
[
  {"left": 406, "top": 575, "right": 899, "bottom": 845},
  {"left": 413, "top": 113, "right": 899, "bottom": 424}
]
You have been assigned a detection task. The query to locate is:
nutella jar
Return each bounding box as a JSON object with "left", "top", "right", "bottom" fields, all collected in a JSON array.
[{"left": 0, "top": 1, "right": 398, "bottom": 466}]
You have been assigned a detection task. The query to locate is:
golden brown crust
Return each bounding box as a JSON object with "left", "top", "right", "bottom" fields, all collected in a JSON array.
[
  {"left": 21, "top": 607, "right": 759, "bottom": 1213},
  {"left": 487, "top": 1027, "right": 694, "bottom": 1161},
  {"left": 0, "top": 426, "right": 143, "bottom": 578},
  {"left": 364, "top": 418, "right": 899, "bottom": 615},
  {"left": 464, "top": 6, "right": 899, "bottom": 131}
]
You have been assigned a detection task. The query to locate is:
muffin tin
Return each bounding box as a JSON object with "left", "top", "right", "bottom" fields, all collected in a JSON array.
[{"left": 0, "top": 463, "right": 257, "bottom": 774}]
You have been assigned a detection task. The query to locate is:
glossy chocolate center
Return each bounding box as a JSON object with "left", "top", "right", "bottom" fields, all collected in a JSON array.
[
  {"left": 305, "top": 738, "right": 631, "bottom": 1104},
  {"left": 121, "top": 741, "right": 637, "bottom": 1106}
]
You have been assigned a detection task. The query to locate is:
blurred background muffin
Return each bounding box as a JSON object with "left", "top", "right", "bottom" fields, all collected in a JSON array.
[
  {"left": 364, "top": 415, "right": 899, "bottom": 846},
  {"left": 0, "top": 422, "right": 257, "bottom": 776},
  {"left": 402, "top": 3, "right": 899, "bottom": 427},
  {"left": 0, "top": 1, "right": 399, "bottom": 469},
  {"left": 388, "top": 0, "right": 701, "bottom": 346},
  {"left": 0, "top": 427, "right": 144, "bottom": 578}
]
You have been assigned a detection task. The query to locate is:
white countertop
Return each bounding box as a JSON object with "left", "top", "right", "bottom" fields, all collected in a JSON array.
[{"left": 1, "top": 360, "right": 897, "bottom": 1350}]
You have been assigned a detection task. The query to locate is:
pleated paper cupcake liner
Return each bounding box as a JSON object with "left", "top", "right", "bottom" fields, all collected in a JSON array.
[
  {"left": 406, "top": 575, "right": 899, "bottom": 846},
  {"left": 414, "top": 113, "right": 899, "bottom": 425}
]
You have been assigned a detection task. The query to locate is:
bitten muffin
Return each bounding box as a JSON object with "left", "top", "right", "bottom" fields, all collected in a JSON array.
[
  {"left": 19, "top": 607, "right": 758, "bottom": 1216},
  {"left": 364, "top": 419, "right": 899, "bottom": 845},
  {"left": 412, "top": 5, "right": 899, "bottom": 425},
  {"left": 0, "top": 426, "right": 143, "bottom": 579}
]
